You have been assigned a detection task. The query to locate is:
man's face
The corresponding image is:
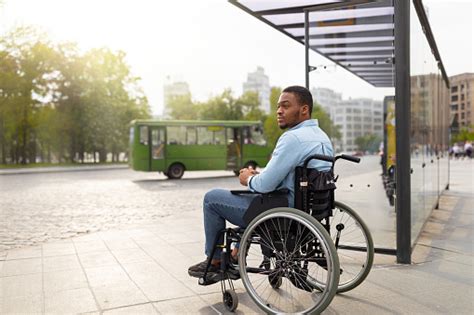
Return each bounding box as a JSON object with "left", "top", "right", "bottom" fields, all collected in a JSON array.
[{"left": 276, "top": 92, "right": 308, "bottom": 129}]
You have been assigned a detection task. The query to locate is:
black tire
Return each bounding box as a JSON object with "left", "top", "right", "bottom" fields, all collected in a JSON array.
[
  {"left": 166, "top": 163, "right": 185, "bottom": 179},
  {"left": 332, "top": 201, "right": 374, "bottom": 293},
  {"left": 238, "top": 207, "right": 339, "bottom": 314},
  {"left": 223, "top": 290, "right": 238, "bottom": 312}
]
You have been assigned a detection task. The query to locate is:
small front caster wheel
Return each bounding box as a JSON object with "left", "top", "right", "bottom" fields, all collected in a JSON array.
[{"left": 223, "top": 289, "right": 238, "bottom": 312}]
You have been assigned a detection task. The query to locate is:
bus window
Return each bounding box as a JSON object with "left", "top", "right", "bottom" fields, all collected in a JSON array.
[
  {"left": 151, "top": 128, "right": 165, "bottom": 159},
  {"left": 129, "top": 127, "right": 134, "bottom": 144},
  {"left": 198, "top": 126, "right": 224, "bottom": 145},
  {"left": 186, "top": 127, "right": 197, "bottom": 145},
  {"left": 139, "top": 126, "right": 148, "bottom": 145},
  {"left": 251, "top": 125, "right": 266, "bottom": 146},
  {"left": 167, "top": 126, "right": 186, "bottom": 145}
]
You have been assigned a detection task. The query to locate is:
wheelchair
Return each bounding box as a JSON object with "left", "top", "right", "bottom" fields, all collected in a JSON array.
[{"left": 196, "top": 154, "right": 374, "bottom": 314}]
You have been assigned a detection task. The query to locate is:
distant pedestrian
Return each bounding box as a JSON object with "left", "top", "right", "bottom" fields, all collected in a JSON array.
[
  {"left": 464, "top": 141, "right": 473, "bottom": 159},
  {"left": 452, "top": 143, "right": 461, "bottom": 159}
]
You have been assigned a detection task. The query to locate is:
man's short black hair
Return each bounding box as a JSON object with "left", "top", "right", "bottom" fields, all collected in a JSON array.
[{"left": 282, "top": 85, "right": 313, "bottom": 115}]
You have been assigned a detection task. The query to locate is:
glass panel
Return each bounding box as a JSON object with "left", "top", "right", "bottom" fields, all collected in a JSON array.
[
  {"left": 151, "top": 129, "right": 165, "bottom": 160},
  {"left": 409, "top": 2, "right": 450, "bottom": 245},
  {"left": 186, "top": 127, "right": 197, "bottom": 145},
  {"left": 238, "top": 0, "right": 337, "bottom": 12},
  {"left": 129, "top": 127, "right": 134, "bottom": 144},
  {"left": 285, "top": 23, "right": 394, "bottom": 36},
  {"left": 166, "top": 126, "right": 186, "bottom": 145},
  {"left": 197, "top": 126, "right": 225, "bottom": 145},
  {"left": 310, "top": 36, "right": 394, "bottom": 46},
  {"left": 318, "top": 46, "right": 394, "bottom": 53},
  {"left": 330, "top": 54, "right": 393, "bottom": 60},
  {"left": 264, "top": 7, "right": 394, "bottom": 25},
  {"left": 139, "top": 126, "right": 148, "bottom": 145}
]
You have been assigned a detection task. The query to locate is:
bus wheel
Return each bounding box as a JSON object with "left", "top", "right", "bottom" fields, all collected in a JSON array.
[{"left": 166, "top": 163, "right": 185, "bottom": 179}]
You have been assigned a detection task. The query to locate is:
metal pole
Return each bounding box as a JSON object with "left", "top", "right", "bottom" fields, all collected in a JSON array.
[
  {"left": 394, "top": 0, "right": 411, "bottom": 264},
  {"left": 304, "top": 10, "right": 309, "bottom": 89}
]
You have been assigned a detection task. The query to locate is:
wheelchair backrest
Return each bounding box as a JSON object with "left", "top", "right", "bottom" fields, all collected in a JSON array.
[{"left": 294, "top": 166, "right": 336, "bottom": 220}]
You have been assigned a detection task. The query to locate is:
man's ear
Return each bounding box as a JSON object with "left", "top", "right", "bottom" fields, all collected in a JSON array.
[{"left": 301, "top": 104, "right": 310, "bottom": 116}]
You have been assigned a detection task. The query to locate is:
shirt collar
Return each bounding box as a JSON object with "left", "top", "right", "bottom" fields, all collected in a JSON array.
[{"left": 289, "top": 119, "right": 319, "bottom": 131}]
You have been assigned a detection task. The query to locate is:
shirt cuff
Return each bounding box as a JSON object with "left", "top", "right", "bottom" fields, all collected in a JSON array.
[{"left": 247, "top": 175, "right": 255, "bottom": 191}]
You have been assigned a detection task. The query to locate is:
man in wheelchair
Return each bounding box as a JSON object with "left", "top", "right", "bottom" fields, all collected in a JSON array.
[{"left": 188, "top": 85, "right": 334, "bottom": 280}]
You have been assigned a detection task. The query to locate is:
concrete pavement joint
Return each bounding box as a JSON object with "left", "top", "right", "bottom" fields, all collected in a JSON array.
[{"left": 72, "top": 240, "right": 103, "bottom": 314}]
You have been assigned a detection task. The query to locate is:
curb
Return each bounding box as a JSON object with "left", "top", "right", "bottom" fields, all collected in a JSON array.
[{"left": 0, "top": 164, "right": 129, "bottom": 175}]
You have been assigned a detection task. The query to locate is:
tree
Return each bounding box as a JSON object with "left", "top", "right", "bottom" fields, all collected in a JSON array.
[
  {"left": 263, "top": 87, "right": 284, "bottom": 147},
  {"left": 199, "top": 89, "right": 243, "bottom": 121},
  {"left": 167, "top": 94, "right": 199, "bottom": 120},
  {"left": 451, "top": 125, "right": 474, "bottom": 144},
  {"left": 0, "top": 27, "right": 150, "bottom": 165},
  {"left": 312, "top": 103, "right": 341, "bottom": 141},
  {"left": 355, "top": 134, "right": 382, "bottom": 153}
]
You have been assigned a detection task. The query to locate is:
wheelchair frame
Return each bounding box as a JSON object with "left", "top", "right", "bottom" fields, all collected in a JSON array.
[{"left": 196, "top": 154, "right": 374, "bottom": 314}]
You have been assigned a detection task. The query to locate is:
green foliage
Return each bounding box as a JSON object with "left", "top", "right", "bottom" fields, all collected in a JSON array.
[
  {"left": 0, "top": 26, "right": 150, "bottom": 165},
  {"left": 311, "top": 103, "right": 341, "bottom": 141},
  {"left": 167, "top": 89, "right": 268, "bottom": 123},
  {"left": 263, "top": 87, "right": 284, "bottom": 147},
  {"left": 451, "top": 126, "right": 474, "bottom": 144},
  {"left": 355, "top": 134, "right": 382, "bottom": 153}
]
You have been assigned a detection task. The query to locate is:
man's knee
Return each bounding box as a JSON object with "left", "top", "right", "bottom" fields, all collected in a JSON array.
[{"left": 203, "top": 188, "right": 227, "bottom": 207}]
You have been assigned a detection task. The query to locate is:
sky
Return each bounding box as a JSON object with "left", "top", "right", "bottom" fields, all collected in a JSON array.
[{"left": 1, "top": 0, "right": 472, "bottom": 115}]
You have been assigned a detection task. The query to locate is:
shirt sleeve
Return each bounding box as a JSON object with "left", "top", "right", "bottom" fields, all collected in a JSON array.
[{"left": 248, "top": 132, "right": 301, "bottom": 193}]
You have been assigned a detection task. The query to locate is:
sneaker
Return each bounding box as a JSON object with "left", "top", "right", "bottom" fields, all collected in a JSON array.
[{"left": 188, "top": 259, "right": 219, "bottom": 278}]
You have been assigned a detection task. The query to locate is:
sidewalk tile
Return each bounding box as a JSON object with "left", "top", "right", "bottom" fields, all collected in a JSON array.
[
  {"left": 110, "top": 248, "right": 153, "bottom": 264},
  {"left": 103, "top": 303, "right": 158, "bottom": 314},
  {"left": 74, "top": 240, "right": 109, "bottom": 253},
  {"left": 42, "top": 241, "right": 76, "bottom": 257},
  {"left": 1, "top": 273, "right": 42, "bottom": 298},
  {"left": 5, "top": 247, "right": 42, "bottom": 260},
  {"left": 104, "top": 239, "right": 139, "bottom": 251},
  {"left": 92, "top": 281, "right": 148, "bottom": 310},
  {"left": 1, "top": 258, "right": 42, "bottom": 277},
  {"left": 43, "top": 254, "right": 82, "bottom": 272},
  {"left": 85, "top": 265, "right": 131, "bottom": 287},
  {"left": 200, "top": 290, "right": 263, "bottom": 314},
  {"left": 0, "top": 294, "right": 43, "bottom": 314},
  {"left": 153, "top": 296, "right": 215, "bottom": 314},
  {"left": 44, "top": 269, "right": 88, "bottom": 296},
  {"left": 78, "top": 251, "right": 118, "bottom": 268},
  {"left": 122, "top": 261, "right": 194, "bottom": 301},
  {"left": 45, "top": 287, "right": 97, "bottom": 314}
]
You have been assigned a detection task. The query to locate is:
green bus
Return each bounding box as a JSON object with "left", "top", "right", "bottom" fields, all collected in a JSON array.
[{"left": 129, "top": 120, "right": 273, "bottom": 179}]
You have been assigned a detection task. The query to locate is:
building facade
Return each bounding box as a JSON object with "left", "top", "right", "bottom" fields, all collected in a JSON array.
[
  {"left": 333, "top": 98, "right": 383, "bottom": 152},
  {"left": 163, "top": 81, "right": 191, "bottom": 118},
  {"left": 449, "top": 73, "right": 474, "bottom": 130},
  {"left": 311, "top": 87, "right": 383, "bottom": 152},
  {"left": 311, "top": 87, "right": 342, "bottom": 120},
  {"left": 243, "top": 66, "right": 271, "bottom": 114}
]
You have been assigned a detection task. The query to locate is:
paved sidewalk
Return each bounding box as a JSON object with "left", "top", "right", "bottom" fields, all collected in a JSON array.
[{"left": 0, "top": 162, "right": 472, "bottom": 314}]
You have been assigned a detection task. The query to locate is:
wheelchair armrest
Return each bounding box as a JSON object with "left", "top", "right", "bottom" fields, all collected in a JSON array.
[{"left": 231, "top": 189, "right": 289, "bottom": 196}]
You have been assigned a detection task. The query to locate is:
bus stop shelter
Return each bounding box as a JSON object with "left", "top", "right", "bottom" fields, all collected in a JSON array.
[{"left": 229, "top": 0, "right": 450, "bottom": 263}]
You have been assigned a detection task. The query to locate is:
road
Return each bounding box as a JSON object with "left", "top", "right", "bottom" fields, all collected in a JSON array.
[{"left": 0, "top": 155, "right": 393, "bottom": 253}]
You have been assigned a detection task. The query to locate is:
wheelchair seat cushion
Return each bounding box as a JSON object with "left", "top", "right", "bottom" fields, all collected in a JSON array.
[{"left": 242, "top": 192, "right": 289, "bottom": 225}]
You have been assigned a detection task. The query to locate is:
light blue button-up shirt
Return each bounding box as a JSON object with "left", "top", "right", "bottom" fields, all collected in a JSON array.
[{"left": 248, "top": 119, "right": 333, "bottom": 206}]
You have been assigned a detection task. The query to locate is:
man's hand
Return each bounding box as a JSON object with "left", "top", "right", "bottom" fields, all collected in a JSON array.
[{"left": 239, "top": 166, "right": 259, "bottom": 186}]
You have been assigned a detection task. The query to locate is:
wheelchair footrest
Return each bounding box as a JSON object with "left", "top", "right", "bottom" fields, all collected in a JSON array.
[{"left": 198, "top": 269, "right": 240, "bottom": 286}]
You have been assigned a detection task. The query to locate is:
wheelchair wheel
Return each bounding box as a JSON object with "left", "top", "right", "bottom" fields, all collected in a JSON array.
[
  {"left": 238, "top": 207, "right": 339, "bottom": 314},
  {"left": 331, "top": 201, "right": 374, "bottom": 293},
  {"left": 223, "top": 289, "right": 238, "bottom": 312}
]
